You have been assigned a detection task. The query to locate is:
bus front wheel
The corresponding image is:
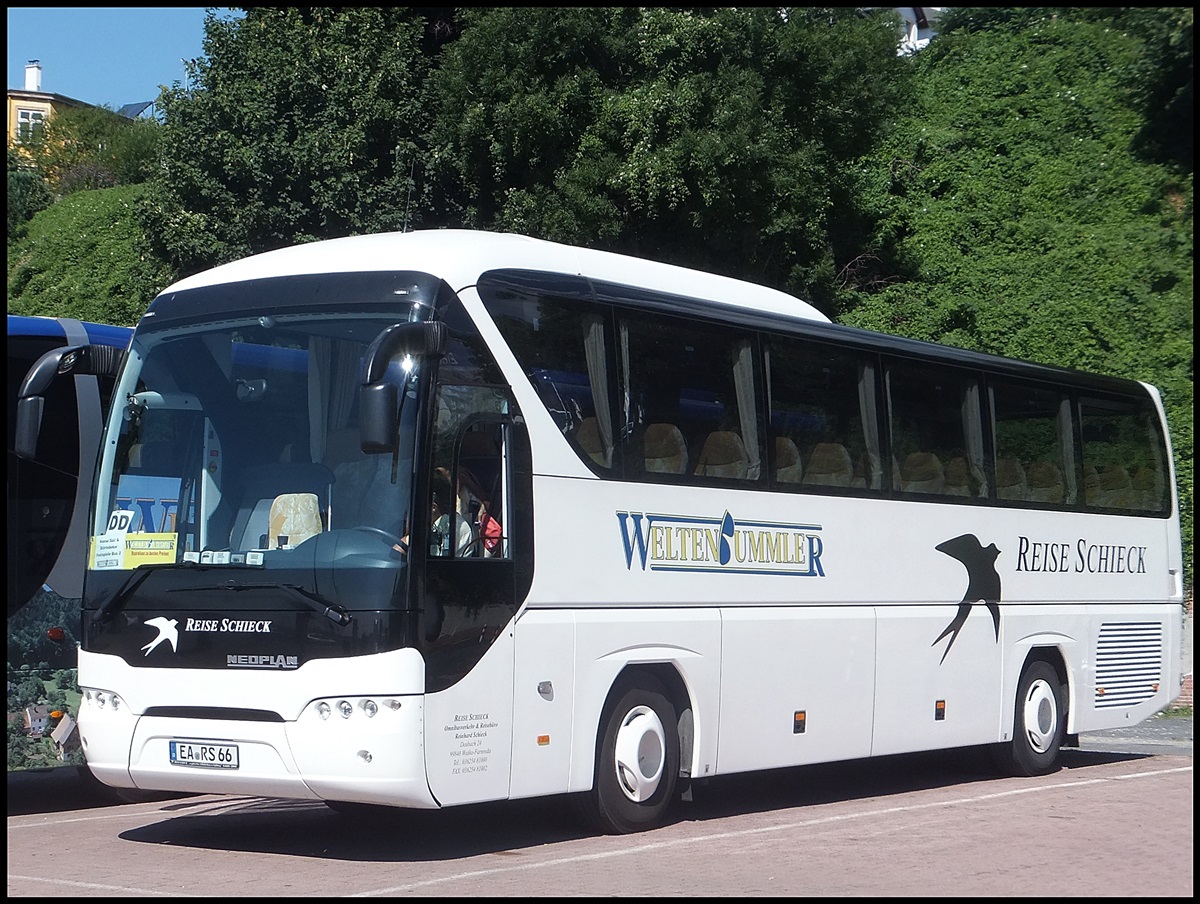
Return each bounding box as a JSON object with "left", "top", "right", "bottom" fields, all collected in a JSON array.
[
  {"left": 575, "top": 673, "right": 680, "bottom": 834},
  {"left": 997, "top": 659, "right": 1066, "bottom": 777}
]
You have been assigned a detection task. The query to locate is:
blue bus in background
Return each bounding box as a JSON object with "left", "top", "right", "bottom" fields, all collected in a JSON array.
[
  {"left": 7, "top": 315, "right": 132, "bottom": 769},
  {"left": 8, "top": 315, "right": 133, "bottom": 612}
]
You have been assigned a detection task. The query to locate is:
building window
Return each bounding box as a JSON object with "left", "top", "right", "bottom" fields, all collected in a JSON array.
[{"left": 17, "top": 108, "right": 46, "bottom": 143}]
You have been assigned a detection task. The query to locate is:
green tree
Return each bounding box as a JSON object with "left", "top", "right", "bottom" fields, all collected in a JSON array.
[
  {"left": 8, "top": 675, "right": 46, "bottom": 711},
  {"left": 427, "top": 7, "right": 911, "bottom": 313},
  {"left": 7, "top": 149, "right": 52, "bottom": 236},
  {"left": 7, "top": 718, "right": 37, "bottom": 770},
  {"left": 142, "top": 7, "right": 448, "bottom": 277},
  {"left": 7, "top": 184, "right": 174, "bottom": 326},
  {"left": 22, "top": 103, "right": 161, "bottom": 196},
  {"left": 939, "top": 7, "right": 1193, "bottom": 168}
]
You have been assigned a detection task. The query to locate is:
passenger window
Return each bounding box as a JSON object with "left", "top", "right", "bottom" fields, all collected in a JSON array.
[
  {"left": 886, "top": 359, "right": 986, "bottom": 499},
  {"left": 768, "top": 338, "right": 881, "bottom": 492},
  {"left": 482, "top": 275, "right": 617, "bottom": 473},
  {"left": 990, "top": 380, "right": 1077, "bottom": 507},
  {"left": 618, "top": 312, "right": 761, "bottom": 483},
  {"left": 1080, "top": 396, "right": 1168, "bottom": 513}
]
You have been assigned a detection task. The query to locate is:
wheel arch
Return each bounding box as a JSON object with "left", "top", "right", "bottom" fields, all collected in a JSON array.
[
  {"left": 1018, "top": 643, "right": 1071, "bottom": 730},
  {"left": 595, "top": 662, "right": 695, "bottom": 782}
]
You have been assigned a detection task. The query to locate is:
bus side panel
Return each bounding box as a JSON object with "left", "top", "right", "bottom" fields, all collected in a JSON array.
[
  {"left": 716, "top": 606, "right": 875, "bottom": 774},
  {"left": 423, "top": 628, "right": 515, "bottom": 807},
  {"left": 568, "top": 609, "right": 723, "bottom": 793},
  {"left": 509, "top": 609, "right": 576, "bottom": 800},
  {"left": 872, "top": 605, "right": 1004, "bottom": 756}
]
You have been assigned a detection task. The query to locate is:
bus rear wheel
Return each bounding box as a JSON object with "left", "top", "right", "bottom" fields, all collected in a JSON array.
[
  {"left": 575, "top": 673, "right": 680, "bottom": 834},
  {"left": 996, "top": 659, "right": 1066, "bottom": 777}
]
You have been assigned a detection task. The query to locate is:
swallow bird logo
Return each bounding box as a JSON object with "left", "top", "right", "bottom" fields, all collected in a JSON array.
[
  {"left": 932, "top": 533, "right": 1001, "bottom": 663},
  {"left": 141, "top": 617, "right": 180, "bottom": 656}
]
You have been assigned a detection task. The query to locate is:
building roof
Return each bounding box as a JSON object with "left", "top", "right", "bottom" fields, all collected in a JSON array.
[
  {"left": 7, "top": 87, "right": 91, "bottom": 109},
  {"left": 118, "top": 100, "right": 154, "bottom": 119}
]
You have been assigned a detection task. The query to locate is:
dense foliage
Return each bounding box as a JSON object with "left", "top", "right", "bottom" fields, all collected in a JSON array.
[
  {"left": 140, "top": 7, "right": 440, "bottom": 277},
  {"left": 21, "top": 104, "right": 162, "bottom": 196},
  {"left": 424, "top": 7, "right": 910, "bottom": 309},
  {"left": 6, "top": 6, "right": 1193, "bottom": 583},
  {"left": 7, "top": 149, "right": 51, "bottom": 236},
  {"left": 6, "top": 185, "right": 174, "bottom": 325}
]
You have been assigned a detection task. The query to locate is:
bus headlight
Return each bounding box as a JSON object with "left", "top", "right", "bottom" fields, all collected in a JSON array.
[
  {"left": 305, "top": 695, "right": 406, "bottom": 723},
  {"left": 81, "top": 687, "right": 127, "bottom": 712}
]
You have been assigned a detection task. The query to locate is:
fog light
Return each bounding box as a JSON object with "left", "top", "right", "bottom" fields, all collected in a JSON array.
[
  {"left": 361, "top": 699, "right": 378, "bottom": 718},
  {"left": 338, "top": 700, "right": 353, "bottom": 719},
  {"left": 357, "top": 749, "right": 373, "bottom": 763},
  {"left": 317, "top": 701, "right": 331, "bottom": 720}
]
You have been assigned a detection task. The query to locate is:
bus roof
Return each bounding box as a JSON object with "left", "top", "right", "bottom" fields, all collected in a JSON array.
[{"left": 161, "top": 230, "right": 831, "bottom": 325}]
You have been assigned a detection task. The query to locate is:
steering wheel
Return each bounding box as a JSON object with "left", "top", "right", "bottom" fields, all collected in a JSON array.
[{"left": 350, "top": 526, "right": 408, "bottom": 553}]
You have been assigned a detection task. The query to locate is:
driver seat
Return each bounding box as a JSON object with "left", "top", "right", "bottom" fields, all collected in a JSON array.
[{"left": 268, "top": 493, "right": 324, "bottom": 548}]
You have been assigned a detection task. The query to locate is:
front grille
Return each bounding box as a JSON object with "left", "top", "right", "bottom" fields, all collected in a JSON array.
[
  {"left": 142, "top": 706, "right": 284, "bottom": 722},
  {"left": 1094, "top": 621, "right": 1163, "bottom": 708}
]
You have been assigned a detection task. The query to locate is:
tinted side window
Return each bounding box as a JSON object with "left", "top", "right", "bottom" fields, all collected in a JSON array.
[
  {"left": 767, "top": 337, "right": 882, "bottom": 492},
  {"left": 482, "top": 274, "right": 617, "bottom": 474},
  {"left": 1080, "top": 395, "right": 1169, "bottom": 514},
  {"left": 886, "top": 359, "right": 986, "bottom": 499},
  {"left": 8, "top": 335, "right": 80, "bottom": 475},
  {"left": 619, "top": 311, "right": 761, "bottom": 483},
  {"left": 990, "top": 379, "right": 1078, "bottom": 506}
]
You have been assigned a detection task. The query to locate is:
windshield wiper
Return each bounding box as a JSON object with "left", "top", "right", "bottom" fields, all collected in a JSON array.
[
  {"left": 170, "top": 580, "right": 353, "bottom": 626},
  {"left": 94, "top": 561, "right": 199, "bottom": 625}
]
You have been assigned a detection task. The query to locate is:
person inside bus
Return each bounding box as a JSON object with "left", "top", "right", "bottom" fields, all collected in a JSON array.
[
  {"left": 396, "top": 470, "right": 475, "bottom": 557},
  {"left": 455, "top": 465, "right": 503, "bottom": 556},
  {"left": 429, "top": 470, "right": 476, "bottom": 556}
]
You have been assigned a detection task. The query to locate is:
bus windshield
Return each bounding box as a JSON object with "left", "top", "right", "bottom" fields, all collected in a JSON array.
[{"left": 86, "top": 290, "right": 430, "bottom": 625}]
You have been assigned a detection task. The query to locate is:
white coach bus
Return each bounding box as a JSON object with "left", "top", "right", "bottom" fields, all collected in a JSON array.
[{"left": 17, "top": 230, "right": 1183, "bottom": 833}]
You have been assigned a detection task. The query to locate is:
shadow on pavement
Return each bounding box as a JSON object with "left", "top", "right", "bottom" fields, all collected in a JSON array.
[{"left": 7, "top": 765, "right": 189, "bottom": 817}]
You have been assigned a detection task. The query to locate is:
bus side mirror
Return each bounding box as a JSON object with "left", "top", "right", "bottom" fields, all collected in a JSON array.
[
  {"left": 15, "top": 396, "right": 46, "bottom": 460},
  {"left": 359, "top": 383, "right": 399, "bottom": 453},
  {"left": 15, "top": 344, "right": 125, "bottom": 460},
  {"left": 358, "top": 321, "right": 447, "bottom": 454}
]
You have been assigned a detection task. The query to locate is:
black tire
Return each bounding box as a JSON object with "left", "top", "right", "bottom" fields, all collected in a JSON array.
[
  {"left": 996, "top": 659, "right": 1067, "bottom": 777},
  {"left": 573, "top": 673, "right": 680, "bottom": 834}
]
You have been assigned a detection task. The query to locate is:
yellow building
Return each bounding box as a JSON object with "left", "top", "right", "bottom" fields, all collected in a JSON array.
[{"left": 7, "top": 60, "right": 91, "bottom": 149}]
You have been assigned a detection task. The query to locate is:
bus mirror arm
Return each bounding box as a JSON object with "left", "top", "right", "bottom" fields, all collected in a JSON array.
[
  {"left": 361, "top": 322, "right": 447, "bottom": 383},
  {"left": 15, "top": 344, "right": 126, "bottom": 460}
]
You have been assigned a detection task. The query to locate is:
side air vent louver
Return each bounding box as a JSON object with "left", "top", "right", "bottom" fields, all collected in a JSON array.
[{"left": 1094, "top": 622, "right": 1163, "bottom": 708}]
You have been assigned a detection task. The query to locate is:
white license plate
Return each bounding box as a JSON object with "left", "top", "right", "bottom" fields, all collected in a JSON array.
[{"left": 169, "top": 740, "right": 239, "bottom": 769}]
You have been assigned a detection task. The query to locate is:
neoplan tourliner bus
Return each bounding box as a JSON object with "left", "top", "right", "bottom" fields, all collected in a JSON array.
[{"left": 16, "top": 230, "right": 1184, "bottom": 833}]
